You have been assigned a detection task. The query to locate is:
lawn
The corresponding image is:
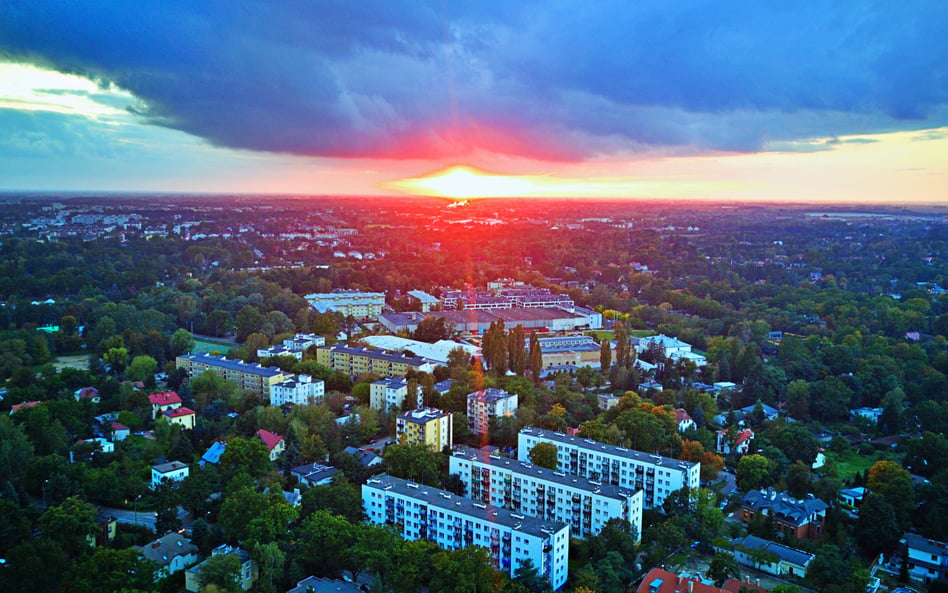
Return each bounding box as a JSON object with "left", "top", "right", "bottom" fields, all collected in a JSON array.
[
  {"left": 825, "top": 449, "right": 898, "bottom": 482},
  {"left": 52, "top": 353, "right": 89, "bottom": 372},
  {"left": 192, "top": 338, "right": 232, "bottom": 355},
  {"left": 585, "top": 329, "right": 655, "bottom": 341}
]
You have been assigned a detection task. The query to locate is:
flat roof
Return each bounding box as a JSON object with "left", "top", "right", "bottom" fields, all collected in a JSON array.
[
  {"left": 519, "top": 426, "right": 699, "bottom": 473},
  {"left": 179, "top": 354, "right": 286, "bottom": 378},
  {"left": 366, "top": 474, "right": 567, "bottom": 538},
  {"left": 322, "top": 345, "right": 433, "bottom": 366},
  {"left": 453, "top": 446, "right": 638, "bottom": 501}
]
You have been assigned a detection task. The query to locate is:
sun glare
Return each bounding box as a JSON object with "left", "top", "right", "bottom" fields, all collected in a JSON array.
[{"left": 384, "top": 165, "right": 543, "bottom": 199}]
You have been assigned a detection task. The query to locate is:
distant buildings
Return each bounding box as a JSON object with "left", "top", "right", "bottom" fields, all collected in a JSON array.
[
  {"left": 466, "top": 388, "right": 518, "bottom": 434},
  {"left": 315, "top": 345, "right": 436, "bottom": 377},
  {"left": 176, "top": 354, "right": 291, "bottom": 398},
  {"left": 534, "top": 335, "right": 607, "bottom": 370},
  {"left": 740, "top": 488, "right": 828, "bottom": 540},
  {"left": 270, "top": 374, "right": 324, "bottom": 407},
  {"left": 379, "top": 306, "right": 601, "bottom": 335},
  {"left": 361, "top": 335, "right": 480, "bottom": 365},
  {"left": 450, "top": 446, "right": 642, "bottom": 540},
  {"left": 304, "top": 290, "right": 385, "bottom": 319},
  {"left": 363, "top": 474, "right": 569, "bottom": 590},
  {"left": 517, "top": 426, "right": 700, "bottom": 508},
  {"left": 396, "top": 407, "right": 452, "bottom": 451}
]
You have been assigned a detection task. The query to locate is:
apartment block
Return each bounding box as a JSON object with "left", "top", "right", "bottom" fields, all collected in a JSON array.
[
  {"left": 270, "top": 374, "right": 324, "bottom": 406},
  {"left": 175, "top": 354, "right": 291, "bottom": 398},
  {"left": 257, "top": 333, "right": 326, "bottom": 360},
  {"left": 396, "top": 407, "right": 452, "bottom": 451},
  {"left": 305, "top": 290, "right": 385, "bottom": 319},
  {"left": 517, "top": 427, "right": 700, "bottom": 508},
  {"left": 370, "top": 376, "right": 418, "bottom": 412},
  {"left": 363, "top": 474, "right": 569, "bottom": 590},
  {"left": 467, "top": 388, "right": 519, "bottom": 434},
  {"left": 315, "top": 345, "right": 436, "bottom": 378},
  {"left": 449, "top": 446, "right": 642, "bottom": 541}
]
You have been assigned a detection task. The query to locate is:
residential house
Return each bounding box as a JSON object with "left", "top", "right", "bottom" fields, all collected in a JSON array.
[
  {"left": 110, "top": 422, "right": 131, "bottom": 441},
  {"left": 291, "top": 462, "right": 337, "bottom": 487},
  {"left": 10, "top": 400, "right": 43, "bottom": 414},
  {"left": 740, "top": 488, "right": 828, "bottom": 540},
  {"left": 726, "top": 535, "right": 814, "bottom": 578},
  {"left": 634, "top": 334, "right": 708, "bottom": 367},
  {"left": 186, "top": 544, "right": 257, "bottom": 592},
  {"left": 597, "top": 393, "right": 621, "bottom": 410},
  {"left": 257, "top": 333, "right": 325, "bottom": 360},
  {"left": 739, "top": 403, "right": 779, "bottom": 422},
  {"left": 94, "top": 508, "right": 118, "bottom": 546},
  {"left": 138, "top": 532, "right": 199, "bottom": 578},
  {"left": 163, "top": 406, "right": 196, "bottom": 430},
  {"left": 256, "top": 429, "right": 285, "bottom": 461},
  {"left": 74, "top": 387, "right": 100, "bottom": 403},
  {"left": 467, "top": 388, "right": 518, "bottom": 434},
  {"left": 851, "top": 407, "right": 883, "bottom": 423},
  {"left": 148, "top": 391, "right": 182, "bottom": 419},
  {"left": 716, "top": 428, "right": 754, "bottom": 456},
  {"left": 152, "top": 461, "right": 189, "bottom": 488},
  {"left": 904, "top": 533, "right": 948, "bottom": 585},
  {"left": 201, "top": 441, "right": 227, "bottom": 466},
  {"left": 674, "top": 408, "right": 696, "bottom": 433},
  {"left": 286, "top": 577, "right": 361, "bottom": 593},
  {"left": 839, "top": 486, "right": 866, "bottom": 509},
  {"left": 637, "top": 568, "right": 769, "bottom": 593},
  {"left": 343, "top": 446, "right": 382, "bottom": 468},
  {"left": 78, "top": 437, "right": 115, "bottom": 454},
  {"left": 270, "top": 374, "right": 324, "bottom": 407}
]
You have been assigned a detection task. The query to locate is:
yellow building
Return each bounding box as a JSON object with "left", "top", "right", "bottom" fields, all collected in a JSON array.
[
  {"left": 163, "top": 406, "right": 196, "bottom": 430},
  {"left": 175, "top": 354, "right": 291, "bottom": 398},
  {"left": 315, "top": 345, "right": 436, "bottom": 378},
  {"left": 396, "top": 407, "right": 453, "bottom": 452}
]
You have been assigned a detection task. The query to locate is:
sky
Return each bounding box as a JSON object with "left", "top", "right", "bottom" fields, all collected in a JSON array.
[{"left": 0, "top": 1, "right": 946, "bottom": 203}]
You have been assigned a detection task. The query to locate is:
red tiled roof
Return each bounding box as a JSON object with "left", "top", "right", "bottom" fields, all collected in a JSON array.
[
  {"left": 11, "top": 400, "right": 43, "bottom": 412},
  {"left": 723, "top": 579, "right": 767, "bottom": 593},
  {"left": 111, "top": 422, "right": 130, "bottom": 431},
  {"left": 148, "top": 391, "right": 182, "bottom": 406},
  {"left": 675, "top": 408, "right": 693, "bottom": 424},
  {"left": 76, "top": 387, "right": 99, "bottom": 399},
  {"left": 164, "top": 406, "right": 195, "bottom": 418},
  {"left": 636, "top": 568, "right": 769, "bottom": 593},
  {"left": 256, "top": 429, "right": 284, "bottom": 451}
]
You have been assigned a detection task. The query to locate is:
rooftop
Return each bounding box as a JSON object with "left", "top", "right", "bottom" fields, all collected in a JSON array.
[
  {"left": 398, "top": 407, "right": 451, "bottom": 424},
  {"left": 322, "top": 345, "right": 433, "bottom": 366},
  {"left": 732, "top": 534, "right": 815, "bottom": 567},
  {"left": 520, "top": 426, "right": 699, "bottom": 472},
  {"left": 366, "top": 474, "right": 567, "bottom": 538},
  {"left": 179, "top": 353, "right": 287, "bottom": 378},
  {"left": 741, "top": 489, "right": 828, "bottom": 526},
  {"left": 467, "top": 388, "right": 516, "bottom": 403},
  {"left": 153, "top": 460, "right": 188, "bottom": 473},
  {"left": 148, "top": 391, "right": 182, "bottom": 406},
  {"left": 138, "top": 532, "right": 197, "bottom": 566},
  {"left": 164, "top": 406, "right": 196, "bottom": 418},
  {"left": 255, "top": 429, "right": 284, "bottom": 451}
]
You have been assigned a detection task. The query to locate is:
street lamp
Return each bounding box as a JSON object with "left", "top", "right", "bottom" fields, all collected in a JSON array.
[
  {"left": 134, "top": 494, "right": 142, "bottom": 526},
  {"left": 42, "top": 479, "right": 49, "bottom": 508}
]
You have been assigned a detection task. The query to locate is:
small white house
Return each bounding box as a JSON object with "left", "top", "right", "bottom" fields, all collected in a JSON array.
[{"left": 152, "top": 461, "right": 189, "bottom": 488}]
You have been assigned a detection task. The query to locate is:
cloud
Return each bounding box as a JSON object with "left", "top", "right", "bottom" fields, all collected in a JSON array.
[{"left": 1, "top": 1, "right": 946, "bottom": 161}]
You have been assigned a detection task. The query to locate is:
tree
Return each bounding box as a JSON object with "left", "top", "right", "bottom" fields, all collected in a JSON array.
[
  {"left": 867, "top": 460, "right": 915, "bottom": 529},
  {"left": 708, "top": 551, "right": 740, "bottom": 587},
  {"left": 251, "top": 541, "right": 286, "bottom": 593},
  {"left": 854, "top": 493, "right": 901, "bottom": 558},
  {"left": 528, "top": 332, "right": 543, "bottom": 383},
  {"left": 198, "top": 552, "right": 243, "bottom": 593},
  {"left": 737, "top": 454, "right": 774, "bottom": 491},
  {"left": 786, "top": 380, "right": 810, "bottom": 420},
  {"left": 508, "top": 325, "right": 527, "bottom": 375},
  {"left": 300, "top": 477, "right": 365, "bottom": 523},
  {"left": 770, "top": 423, "right": 819, "bottom": 465},
  {"left": 383, "top": 443, "right": 442, "bottom": 486},
  {"left": 0, "top": 415, "right": 34, "bottom": 496},
  {"left": 413, "top": 316, "right": 452, "bottom": 343},
  {"left": 170, "top": 328, "right": 196, "bottom": 356},
  {"left": 294, "top": 510, "right": 356, "bottom": 578},
  {"left": 785, "top": 460, "right": 812, "bottom": 499},
  {"left": 429, "top": 546, "right": 499, "bottom": 593},
  {"left": 600, "top": 338, "right": 612, "bottom": 372},
  {"left": 513, "top": 558, "right": 551, "bottom": 593},
  {"left": 126, "top": 354, "right": 158, "bottom": 382},
  {"left": 62, "top": 547, "right": 158, "bottom": 593},
  {"left": 38, "top": 495, "right": 97, "bottom": 557},
  {"left": 218, "top": 436, "right": 271, "bottom": 484},
  {"left": 528, "top": 442, "right": 558, "bottom": 470}
]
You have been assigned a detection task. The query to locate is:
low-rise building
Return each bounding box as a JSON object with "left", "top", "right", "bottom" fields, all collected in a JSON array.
[
  {"left": 287, "top": 577, "right": 362, "bottom": 593},
  {"left": 674, "top": 408, "right": 696, "bottom": 433},
  {"left": 363, "top": 474, "right": 569, "bottom": 590},
  {"left": 152, "top": 461, "right": 189, "bottom": 488},
  {"left": 176, "top": 354, "right": 291, "bottom": 398},
  {"left": 148, "top": 391, "right": 183, "bottom": 419},
  {"left": 904, "top": 533, "right": 948, "bottom": 585},
  {"left": 517, "top": 426, "right": 700, "bottom": 509},
  {"left": 533, "top": 335, "right": 606, "bottom": 370},
  {"left": 163, "top": 406, "right": 196, "bottom": 430},
  {"left": 291, "top": 462, "right": 337, "bottom": 487},
  {"left": 637, "top": 568, "right": 769, "bottom": 593},
  {"left": 740, "top": 489, "right": 828, "bottom": 540},
  {"left": 716, "top": 428, "right": 754, "bottom": 456},
  {"left": 270, "top": 374, "right": 324, "bottom": 407},
  {"left": 726, "top": 535, "right": 814, "bottom": 578},
  {"left": 257, "top": 333, "right": 326, "bottom": 360},
  {"left": 396, "top": 407, "right": 453, "bottom": 451},
  {"left": 839, "top": 486, "right": 866, "bottom": 509},
  {"left": 74, "top": 387, "right": 101, "bottom": 403},
  {"left": 138, "top": 532, "right": 199, "bottom": 579},
  {"left": 467, "top": 388, "right": 518, "bottom": 434},
  {"left": 110, "top": 422, "right": 131, "bottom": 441},
  {"left": 186, "top": 544, "right": 257, "bottom": 592},
  {"left": 634, "top": 334, "right": 707, "bottom": 367},
  {"left": 256, "top": 429, "right": 285, "bottom": 461},
  {"left": 450, "top": 446, "right": 642, "bottom": 540},
  {"left": 315, "top": 345, "right": 436, "bottom": 378}
]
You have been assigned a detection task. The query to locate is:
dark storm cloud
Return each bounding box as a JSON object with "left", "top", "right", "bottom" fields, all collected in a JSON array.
[{"left": 1, "top": 0, "right": 946, "bottom": 159}]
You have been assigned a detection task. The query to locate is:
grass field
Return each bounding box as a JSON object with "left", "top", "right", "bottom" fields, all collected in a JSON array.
[
  {"left": 825, "top": 449, "right": 898, "bottom": 482},
  {"left": 192, "top": 338, "right": 232, "bottom": 355},
  {"left": 585, "top": 329, "right": 655, "bottom": 340},
  {"left": 52, "top": 354, "right": 89, "bottom": 372}
]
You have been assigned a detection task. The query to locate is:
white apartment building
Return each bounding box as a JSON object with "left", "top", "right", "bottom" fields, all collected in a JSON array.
[
  {"left": 370, "top": 376, "right": 417, "bottom": 412},
  {"left": 257, "top": 333, "right": 326, "bottom": 360},
  {"left": 517, "top": 427, "right": 700, "bottom": 509},
  {"left": 269, "top": 374, "right": 324, "bottom": 406},
  {"left": 449, "top": 446, "right": 642, "bottom": 541},
  {"left": 467, "top": 388, "right": 519, "bottom": 434},
  {"left": 363, "top": 474, "right": 569, "bottom": 590}
]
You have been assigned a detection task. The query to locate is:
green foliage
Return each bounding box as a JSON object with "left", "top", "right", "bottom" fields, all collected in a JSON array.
[
  {"left": 218, "top": 435, "right": 271, "bottom": 484},
  {"left": 198, "top": 552, "right": 243, "bottom": 593},
  {"left": 38, "top": 495, "right": 98, "bottom": 557},
  {"left": 300, "top": 477, "right": 365, "bottom": 523},
  {"left": 737, "top": 454, "right": 775, "bottom": 491},
  {"left": 708, "top": 551, "right": 740, "bottom": 587},
  {"left": 382, "top": 443, "right": 443, "bottom": 486},
  {"left": 62, "top": 547, "right": 158, "bottom": 593},
  {"left": 528, "top": 442, "right": 558, "bottom": 470}
]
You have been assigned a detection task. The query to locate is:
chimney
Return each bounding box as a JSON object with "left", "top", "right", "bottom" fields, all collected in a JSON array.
[
  {"left": 756, "top": 579, "right": 761, "bottom": 587},
  {"left": 688, "top": 580, "right": 693, "bottom": 593}
]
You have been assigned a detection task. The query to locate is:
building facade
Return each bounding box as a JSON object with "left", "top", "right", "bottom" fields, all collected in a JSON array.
[
  {"left": 270, "top": 374, "right": 324, "bottom": 406},
  {"left": 904, "top": 533, "right": 948, "bottom": 585},
  {"left": 304, "top": 290, "right": 385, "bottom": 319},
  {"left": 176, "top": 354, "right": 291, "bottom": 398},
  {"left": 370, "top": 376, "right": 416, "bottom": 412},
  {"left": 467, "top": 388, "right": 519, "bottom": 434},
  {"left": 517, "top": 427, "right": 700, "bottom": 508},
  {"left": 315, "top": 345, "right": 436, "bottom": 378},
  {"left": 152, "top": 461, "right": 189, "bottom": 489},
  {"left": 257, "top": 333, "right": 326, "bottom": 360},
  {"left": 450, "top": 446, "right": 642, "bottom": 540},
  {"left": 396, "top": 407, "right": 453, "bottom": 451},
  {"left": 363, "top": 474, "right": 569, "bottom": 590},
  {"left": 740, "top": 489, "right": 828, "bottom": 540}
]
